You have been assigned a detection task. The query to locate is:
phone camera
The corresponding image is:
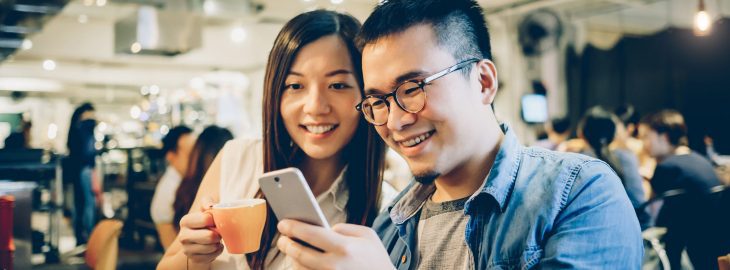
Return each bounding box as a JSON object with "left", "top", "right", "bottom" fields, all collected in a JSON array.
[{"left": 274, "top": 177, "right": 280, "bottom": 182}]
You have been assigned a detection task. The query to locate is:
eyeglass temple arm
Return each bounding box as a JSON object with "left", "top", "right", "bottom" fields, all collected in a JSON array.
[{"left": 423, "top": 58, "right": 481, "bottom": 84}]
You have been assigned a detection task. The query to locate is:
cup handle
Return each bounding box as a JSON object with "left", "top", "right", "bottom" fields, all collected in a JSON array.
[{"left": 203, "top": 209, "right": 220, "bottom": 235}]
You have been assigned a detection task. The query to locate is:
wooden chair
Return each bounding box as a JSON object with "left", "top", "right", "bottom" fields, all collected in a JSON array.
[
  {"left": 719, "top": 254, "right": 730, "bottom": 270},
  {"left": 85, "top": 219, "right": 123, "bottom": 270}
]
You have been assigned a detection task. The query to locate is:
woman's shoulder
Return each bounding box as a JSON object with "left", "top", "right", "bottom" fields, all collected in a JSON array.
[
  {"left": 224, "top": 136, "right": 262, "bottom": 151},
  {"left": 221, "top": 137, "right": 263, "bottom": 161},
  {"left": 219, "top": 136, "right": 265, "bottom": 201}
]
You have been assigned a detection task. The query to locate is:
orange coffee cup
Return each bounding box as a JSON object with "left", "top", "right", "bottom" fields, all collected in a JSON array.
[{"left": 206, "top": 199, "right": 267, "bottom": 254}]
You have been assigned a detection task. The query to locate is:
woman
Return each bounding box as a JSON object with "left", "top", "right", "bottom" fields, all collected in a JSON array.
[
  {"left": 158, "top": 10, "right": 389, "bottom": 270},
  {"left": 172, "top": 126, "right": 233, "bottom": 230},
  {"left": 65, "top": 102, "right": 99, "bottom": 245},
  {"left": 578, "top": 106, "right": 650, "bottom": 230}
]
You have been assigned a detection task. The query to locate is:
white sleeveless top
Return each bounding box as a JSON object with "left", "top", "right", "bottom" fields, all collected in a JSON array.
[{"left": 211, "top": 138, "right": 397, "bottom": 270}]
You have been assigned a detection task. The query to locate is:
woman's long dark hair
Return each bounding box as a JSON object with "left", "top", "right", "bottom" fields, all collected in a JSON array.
[
  {"left": 173, "top": 126, "right": 233, "bottom": 228},
  {"left": 579, "top": 106, "right": 625, "bottom": 182},
  {"left": 248, "top": 10, "right": 386, "bottom": 269},
  {"left": 66, "top": 102, "right": 95, "bottom": 156}
]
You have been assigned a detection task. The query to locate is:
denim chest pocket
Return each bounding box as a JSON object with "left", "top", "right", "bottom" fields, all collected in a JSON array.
[{"left": 487, "top": 246, "right": 543, "bottom": 270}]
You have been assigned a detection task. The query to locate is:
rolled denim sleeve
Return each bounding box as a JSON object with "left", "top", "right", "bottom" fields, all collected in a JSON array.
[{"left": 540, "top": 160, "right": 643, "bottom": 269}]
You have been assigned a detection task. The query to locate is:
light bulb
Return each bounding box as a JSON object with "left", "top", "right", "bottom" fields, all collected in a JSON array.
[
  {"left": 43, "top": 60, "right": 56, "bottom": 71},
  {"left": 230, "top": 27, "right": 247, "bottom": 43},
  {"left": 694, "top": 10, "right": 712, "bottom": 36}
]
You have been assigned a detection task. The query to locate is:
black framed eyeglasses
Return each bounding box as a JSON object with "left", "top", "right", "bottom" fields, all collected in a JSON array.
[{"left": 355, "top": 58, "right": 480, "bottom": 126}]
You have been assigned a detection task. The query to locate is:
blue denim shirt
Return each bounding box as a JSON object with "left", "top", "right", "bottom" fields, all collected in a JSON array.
[{"left": 373, "top": 124, "right": 643, "bottom": 269}]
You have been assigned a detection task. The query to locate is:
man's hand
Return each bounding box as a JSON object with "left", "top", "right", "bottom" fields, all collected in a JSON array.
[{"left": 276, "top": 219, "right": 394, "bottom": 270}]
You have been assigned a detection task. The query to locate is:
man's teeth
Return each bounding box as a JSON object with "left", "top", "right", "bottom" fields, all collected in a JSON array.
[
  {"left": 401, "top": 132, "right": 432, "bottom": 147},
  {"left": 305, "top": 125, "right": 335, "bottom": 134}
]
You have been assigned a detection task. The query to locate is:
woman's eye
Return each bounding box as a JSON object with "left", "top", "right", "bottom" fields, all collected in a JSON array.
[
  {"left": 285, "top": 83, "right": 303, "bottom": 90},
  {"left": 330, "top": 83, "right": 351, "bottom": 90}
]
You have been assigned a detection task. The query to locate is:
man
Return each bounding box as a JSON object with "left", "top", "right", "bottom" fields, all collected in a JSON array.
[
  {"left": 277, "top": 0, "right": 643, "bottom": 268},
  {"left": 641, "top": 110, "right": 726, "bottom": 270},
  {"left": 150, "top": 126, "right": 194, "bottom": 249},
  {"left": 534, "top": 117, "right": 570, "bottom": 151}
]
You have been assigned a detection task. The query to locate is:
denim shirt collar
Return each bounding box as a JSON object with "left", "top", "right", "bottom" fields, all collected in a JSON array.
[{"left": 388, "top": 124, "right": 523, "bottom": 225}]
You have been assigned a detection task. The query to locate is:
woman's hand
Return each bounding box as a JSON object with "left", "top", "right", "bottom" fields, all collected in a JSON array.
[{"left": 177, "top": 197, "right": 224, "bottom": 265}]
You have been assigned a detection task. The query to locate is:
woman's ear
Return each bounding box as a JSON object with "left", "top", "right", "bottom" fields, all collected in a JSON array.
[{"left": 476, "top": 60, "right": 498, "bottom": 105}]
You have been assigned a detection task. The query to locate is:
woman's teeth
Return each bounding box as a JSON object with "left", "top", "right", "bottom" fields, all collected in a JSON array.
[
  {"left": 305, "top": 125, "right": 335, "bottom": 134},
  {"left": 401, "top": 132, "right": 432, "bottom": 147}
]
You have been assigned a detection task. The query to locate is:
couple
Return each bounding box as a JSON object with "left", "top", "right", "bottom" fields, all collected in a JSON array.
[{"left": 158, "top": 0, "right": 643, "bottom": 269}]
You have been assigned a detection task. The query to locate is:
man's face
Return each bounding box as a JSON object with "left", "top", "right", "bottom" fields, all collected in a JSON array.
[
  {"left": 641, "top": 127, "right": 671, "bottom": 159},
  {"left": 361, "top": 24, "right": 496, "bottom": 182},
  {"left": 167, "top": 133, "right": 195, "bottom": 175}
]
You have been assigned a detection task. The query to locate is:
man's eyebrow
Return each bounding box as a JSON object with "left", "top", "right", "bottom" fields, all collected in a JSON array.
[
  {"left": 393, "top": 70, "right": 428, "bottom": 86},
  {"left": 364, "top": 70, "right": 428, "bottom": 96}
]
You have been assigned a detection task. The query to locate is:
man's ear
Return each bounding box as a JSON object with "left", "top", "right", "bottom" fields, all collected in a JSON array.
[{"left": 476, "top": 60, "right": 498, "bottom": 105}]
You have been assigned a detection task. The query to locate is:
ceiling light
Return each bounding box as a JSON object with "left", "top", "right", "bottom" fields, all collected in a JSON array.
[
  {"left": 203, "top": 0, "right": 217, "bottom": 15},
  {"left": 331, "top": 0, "right": 343, "bottom": 4},
  {"left": 42, "top": 60, "right": 56, "bottom": 71},
  {"left": 190, "top": 77, "right": 205, "bottom": 89},
  {"left": 131, "top": 42, "right": 142, "bottom": 53},
  {"left": 149, "top": 85, "right": 160, "bottom": 95},
  {"left": 130, "top": 106, "right": 141, "bottom": 119},
  {"left": 96, "top": 0, "right": 107, "bottom": 7},
  {"left": 47, "top": 123, "right": 58, "bottom": 140},
  {"left": 230, "top": 27, "right": 247, "bottom": 43},
  {"left": 694, "top": 0, "right": 712, "bottom": 36},
  {"left": 160, "top": 125, "right": 170, "bottom": 135},
  {"left": 21, "top": 39, "right": 32, "bottom": 50}
]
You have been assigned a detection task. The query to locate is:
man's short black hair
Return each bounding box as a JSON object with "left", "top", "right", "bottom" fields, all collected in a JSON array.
[
  {"left": 357, "top": 0, "right": 492, "bottom": 74},
  {"left": 550, "top": 117, "right": 571, "bottom": 134},
  {"left": 641, "top": 110, "right": 687, "bottom": 146},
  {"left": 162, "top": 126, "right": 193, "bottom": 154}
]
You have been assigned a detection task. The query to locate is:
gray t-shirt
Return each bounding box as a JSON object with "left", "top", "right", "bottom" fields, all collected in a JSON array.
[{"left": 414, "top": 196, "right": 474, "bottom": 270}]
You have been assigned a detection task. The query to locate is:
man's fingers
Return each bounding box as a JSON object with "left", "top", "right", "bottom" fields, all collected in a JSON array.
[
  {"left": 277, "top": 235, "right": 331, "bottom": 270},
  {"left": 277, "top": 219, "right": 344, "bottom": 252},
  {"left": 332, "top": 223, "right": 377, "bottom": 238}
]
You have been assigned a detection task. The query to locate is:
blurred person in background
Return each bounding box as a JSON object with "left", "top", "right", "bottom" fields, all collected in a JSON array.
[
  {"left": 158, "top": 10, "right": 392, "bottom": 270},
  {"left": 704, "top": 135, "right": 730, "bottom": 167},
  {"left": 533, "top": 117, "right": 571, "bottom": 151},
  {"left": 150, "top": 126, "right": 195, "bottom": 249},
  {"left": 65, "top": 102, "right": 99, "bottom": 245},
  {"left": 3, "top": 120, "right": 32, "bottom": 149},
  {"left": 172, "top": 126, "right": 233, "bottom": 230},
  {"left": 615, "top": 104, "right": 656, "bottom": 182},
  {"left": 642, "top": 110, "right": 724, "bottom": 270},
  {"left": 578, "top": 106, "right": 650, "bottom": 230}
]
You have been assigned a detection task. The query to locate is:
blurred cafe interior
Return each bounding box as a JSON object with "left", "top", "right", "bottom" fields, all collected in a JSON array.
[{"left": 0, "top": 0, "right": 729, "bottom": 269}]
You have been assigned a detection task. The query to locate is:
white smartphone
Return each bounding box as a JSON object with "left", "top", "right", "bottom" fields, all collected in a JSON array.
[{"left": 258, "top": 167, "right": 330, "bottom": 228}]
